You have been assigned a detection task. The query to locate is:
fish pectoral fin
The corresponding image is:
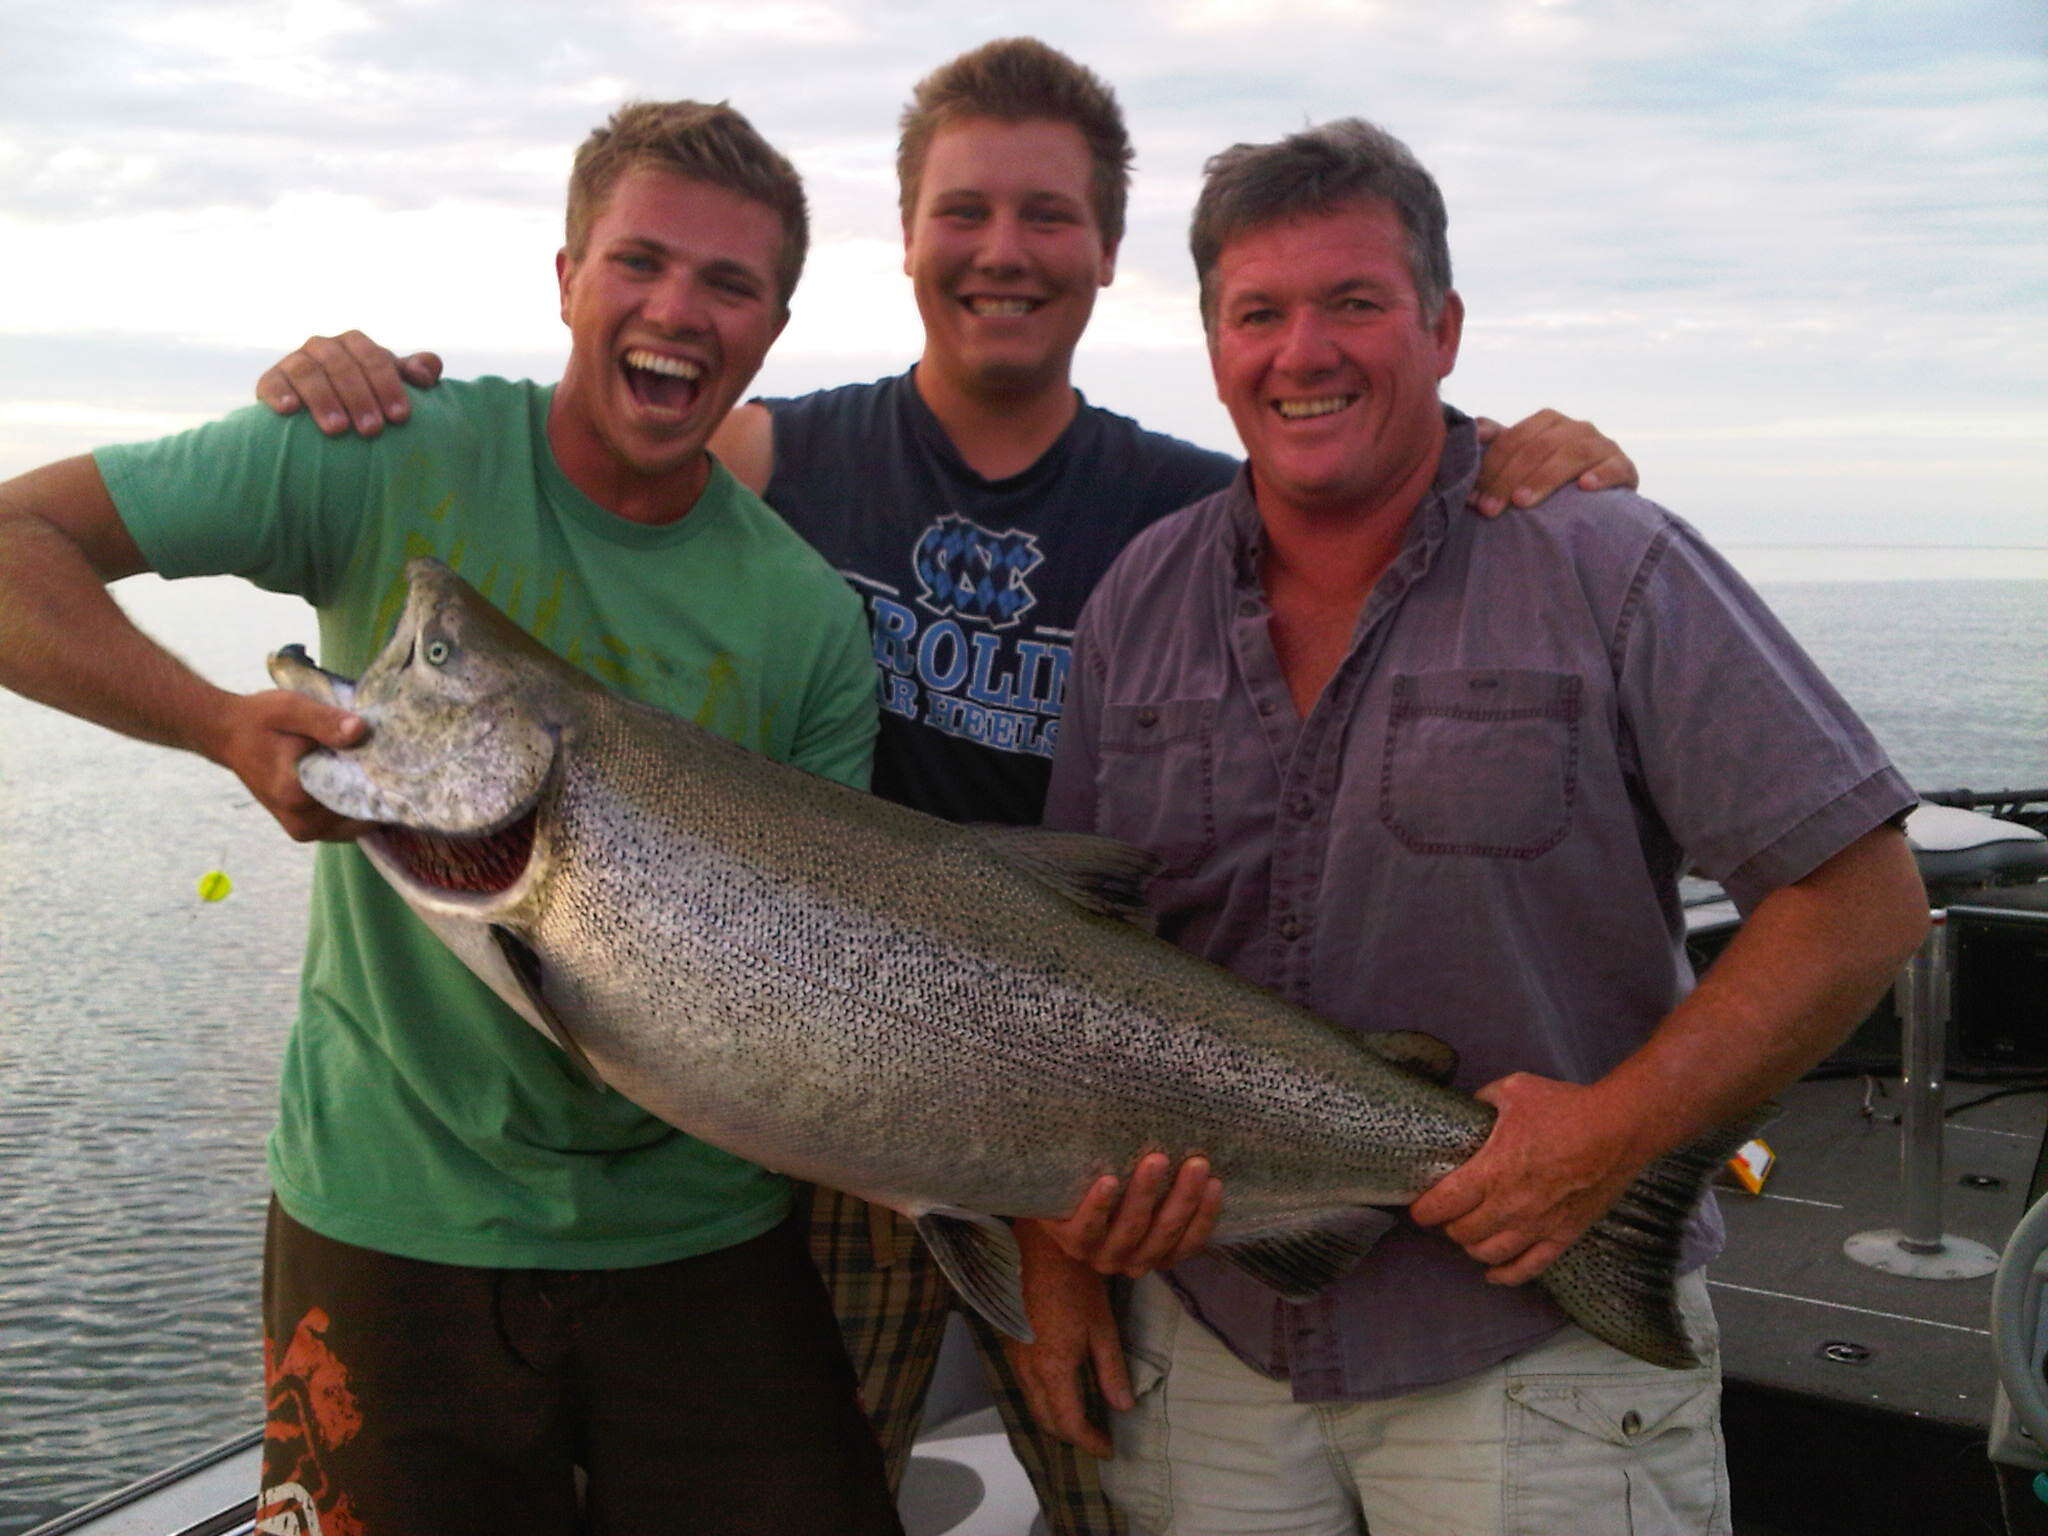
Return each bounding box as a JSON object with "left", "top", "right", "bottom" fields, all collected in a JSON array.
[
  {"left": 1358, "top": 1030, "right": 1459, "bottom": 1085},
  {"left": 1211, "top": 1208, "right": 1401, "bottom": 1300},
  {"left": 968, "top": 826, "right": 1161, "bottom": 929},
  {"left": 914, "top": 1210, "right": 1033, "bottom": 1343},
  {"left": 488, "top": 926, "right": 608, "bottom": 1092}
]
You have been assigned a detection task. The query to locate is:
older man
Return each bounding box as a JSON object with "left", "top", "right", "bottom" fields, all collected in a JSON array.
[
  {"left": 1031, "top": 118, "right": 1928, "bottom": 1535},
  {"left": 0, "top": 102, "right": 900, "bottom": 1536}
]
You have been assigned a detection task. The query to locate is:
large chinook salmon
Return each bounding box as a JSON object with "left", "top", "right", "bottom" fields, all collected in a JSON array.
[{"left": 270, "top": 558, "right": 1745, "bottom": 1368}]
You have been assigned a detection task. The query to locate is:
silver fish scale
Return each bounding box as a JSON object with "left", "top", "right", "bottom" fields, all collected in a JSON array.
[
  {"left": 510, "top": 695, "right": 1490, "bottom": 1224},
  {"left": 276, "top": 561, "right": 1721, "bottom": 1369}
]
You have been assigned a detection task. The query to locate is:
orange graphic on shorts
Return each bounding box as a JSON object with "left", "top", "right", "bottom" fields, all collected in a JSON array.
[{"left": 260, "top": 1307, "right": 366, "bottom": 1536}]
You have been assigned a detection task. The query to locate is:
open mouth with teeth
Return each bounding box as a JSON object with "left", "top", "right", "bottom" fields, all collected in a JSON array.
[
  {"left": 362, "top": 749, "right": 558, "bottom": 903},
  {"left": 370, "top": 802, "right": 541, "bottom": 897},
  {"left": 1274, "top": 395, "right": 1358, "bottom": 421},
  {"left": 962, "top": 296, "right": 1042, "bottom": 317},
  {"left": 622, "top": 347, "right": 704, "bottom": 414}
]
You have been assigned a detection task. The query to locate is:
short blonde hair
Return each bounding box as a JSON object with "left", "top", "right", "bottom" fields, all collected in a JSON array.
[
  {"left": 896, "top": 38, "right": 1132, "bottom": 247},
  {"left": 566, "top": 100, "right": 808, "bottom": 308}
]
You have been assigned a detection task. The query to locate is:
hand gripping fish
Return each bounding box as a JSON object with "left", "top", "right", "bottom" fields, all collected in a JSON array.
[{"left": 270, "top": 559, "right": 1747, "bottom": 1368}]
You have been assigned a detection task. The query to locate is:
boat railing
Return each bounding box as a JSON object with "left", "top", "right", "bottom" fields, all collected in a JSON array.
[{"left": 1921, "top": 786, "right": 2048, "bottom": 836}]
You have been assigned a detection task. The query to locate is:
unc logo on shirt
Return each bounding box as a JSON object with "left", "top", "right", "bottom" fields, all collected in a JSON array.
[{"left": 913, "top": 514, "right": 1044, "bottom": 630}]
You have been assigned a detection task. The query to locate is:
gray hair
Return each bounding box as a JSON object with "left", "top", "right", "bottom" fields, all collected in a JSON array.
[{"left": 1190, "top": 118, "right": 1451, "bottom": 331}]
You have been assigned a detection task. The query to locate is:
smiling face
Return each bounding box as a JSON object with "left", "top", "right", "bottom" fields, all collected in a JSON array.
[
  {"left": 1207, "top": 197, "right": 1463, "bottom": 523},
  {"left": 904, "top": 116, "right": 1117, "bottom": 401},
  {"left": 551, "top": 166, "right": 790, "bottom": 517}
]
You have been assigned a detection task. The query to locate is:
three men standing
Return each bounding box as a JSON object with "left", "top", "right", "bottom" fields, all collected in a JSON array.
[
  {"left": 1, "top": 31, "right": 1922, "bottom": 1536},
  {"left": 256, "top": 39, "right": 1638, "bottom": 1536}
]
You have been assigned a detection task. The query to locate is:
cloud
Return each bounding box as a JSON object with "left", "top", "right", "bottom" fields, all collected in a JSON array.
[{"left": 2, "top": 0, "right": 2042, "bottom": 545}]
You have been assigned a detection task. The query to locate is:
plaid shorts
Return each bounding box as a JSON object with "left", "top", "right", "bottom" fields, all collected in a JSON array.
[{"left": 805, "top": 1184, "right": 1127, "bottom": 1536}]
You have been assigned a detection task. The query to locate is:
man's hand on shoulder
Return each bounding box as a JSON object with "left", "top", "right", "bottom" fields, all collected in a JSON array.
[
  {"left": 204, "top": 690, "right": 372, "bottom": 842},
  {"left": 1040, "top": 1152, "right": 1223, "bottom": 1278},
  {"left": 1408, "top": 1073, "right": 1650, "bottom": 1286},
  {"left": 257, "top": 331, "right": 442, "bottom": 438},
  {"left": 1470, "top": 409, "right": 1638, "bottom": 517}
]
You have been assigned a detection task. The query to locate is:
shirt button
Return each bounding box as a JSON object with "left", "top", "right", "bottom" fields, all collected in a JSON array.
[
  {"left": 1135, "top": 706, "right": 1159, "bottom": 728},
  {"left": 1237, "top": 598, "right": 1260, "bottom": 618},
  {"left": 1276, "top": 914, "right": 1305, "bottom": 941},
  {"left": 1621, "top": 1410, "right": 1643, "bottom": 1437},
  {"left": 1290, "top": 794, "right": 1314, "bottom": 820},
  {"left": 1257, "top": 698, "right": 1276, "bottom": 716}
]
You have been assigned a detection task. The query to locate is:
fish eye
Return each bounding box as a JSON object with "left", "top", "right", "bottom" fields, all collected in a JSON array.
[{"left": 424, "top": 639, "right": 453, "bottom": 667}]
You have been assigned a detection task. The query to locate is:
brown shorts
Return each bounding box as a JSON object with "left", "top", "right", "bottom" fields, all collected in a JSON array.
[{"left": 259, "top": 1199, "right": 902, "bottom": 1536}]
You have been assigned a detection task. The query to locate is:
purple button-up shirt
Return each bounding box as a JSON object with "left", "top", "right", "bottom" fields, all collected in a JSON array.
[{"left": 1044, "top": 411, "right": 1915, "bottom": 1401}]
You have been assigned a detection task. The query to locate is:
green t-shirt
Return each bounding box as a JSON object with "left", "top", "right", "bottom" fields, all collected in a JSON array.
[{"left": 96, "top": 377, "right": 878, "bottom": 1268}]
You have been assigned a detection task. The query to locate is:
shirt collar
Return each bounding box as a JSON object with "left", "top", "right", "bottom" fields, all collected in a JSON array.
[
  {"left": 1218, "top": 404, "right": 1483, "bottom": 596},
  {"left": 899, "top": 363, "right": 1094, "bottom": 492}
]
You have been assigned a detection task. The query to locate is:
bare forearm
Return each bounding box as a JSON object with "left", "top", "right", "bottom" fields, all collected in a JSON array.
[
  {"left": 0, "top": 510, "right": 235, "bottom": 761},
  {"left": 2, "top": 456, "right": 366, "bottom": 843},
  {"left": 1411, "top": 824, "right": 1926, "bottom": 1282},
  {"left": 1594, "top": 824, "right": 1927, "bottom": 1161}
]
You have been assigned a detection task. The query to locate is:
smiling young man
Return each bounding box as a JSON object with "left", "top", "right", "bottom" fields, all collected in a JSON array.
[
  {"left": 0, "top": 102, "right": 902, "bottom": 1536},
  {"left": 253, "top": 40, "right": 1642, "bottom": 1536},
  {"left": 1034, "top": 118, "right": 1927, "bottom": 1535}
]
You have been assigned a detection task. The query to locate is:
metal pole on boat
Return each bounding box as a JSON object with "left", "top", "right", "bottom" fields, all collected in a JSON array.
[
  {"left": 1900, "top": 914, "right": 1955, "bottom": 1253},
  {"left": 1845, "top": 910, "right": 2001, "bottom": 1279}
]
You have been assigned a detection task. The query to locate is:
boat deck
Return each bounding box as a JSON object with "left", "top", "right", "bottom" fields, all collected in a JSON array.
[{"left": 1717, "top": 1074, "right": 2048, "bottom": 1534}]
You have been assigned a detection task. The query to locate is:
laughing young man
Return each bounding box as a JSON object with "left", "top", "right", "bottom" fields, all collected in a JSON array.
[
  {"left": 254, "top": 40, "right": 1638, "bottom": 1535},
  {"left": 0, "top": 102, "right": 903, "bottom": 1536}
]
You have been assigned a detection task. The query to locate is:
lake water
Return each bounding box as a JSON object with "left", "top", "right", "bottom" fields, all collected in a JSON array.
[{"left": 2, "top": 552, "right": 2045, "bottom": 1534}]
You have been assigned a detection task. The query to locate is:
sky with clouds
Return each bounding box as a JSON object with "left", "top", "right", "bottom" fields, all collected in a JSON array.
[{"left": 4, "top": 0, "right": 2043, "bottom": 549}]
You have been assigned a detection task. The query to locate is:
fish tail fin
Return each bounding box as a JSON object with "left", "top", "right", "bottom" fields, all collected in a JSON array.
[{"left": 1538, "top": 1110, "right": 1768, "bottom": 1369}]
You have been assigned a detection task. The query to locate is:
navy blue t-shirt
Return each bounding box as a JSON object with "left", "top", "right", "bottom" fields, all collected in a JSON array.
[{"left": 761, "top": 369, "right": 1237, "bottom": 824}]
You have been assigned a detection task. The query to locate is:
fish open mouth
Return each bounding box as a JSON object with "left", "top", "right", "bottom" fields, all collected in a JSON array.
[{"left": 369, "top": 801, "right": 540, "bottom": 896}]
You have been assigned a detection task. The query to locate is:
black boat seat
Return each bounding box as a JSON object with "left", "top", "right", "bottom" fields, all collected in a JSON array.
[{"left": 1903, "top": 803, "right": 2048, "bottom": 897}]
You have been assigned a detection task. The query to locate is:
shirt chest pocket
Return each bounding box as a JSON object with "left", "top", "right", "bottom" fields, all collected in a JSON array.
[
  {"left": 1094, "top": 699, "right": 1218, "bottom": 876},
  {"left": 1380, "top": 668, "right": 1582, "bottom": 859}
]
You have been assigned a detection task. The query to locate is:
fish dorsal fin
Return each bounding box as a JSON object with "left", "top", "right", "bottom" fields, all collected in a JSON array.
[
  {"left": 1211, "top": 1208, "right": 1399, "bottom": 1300},
  {"left": 970, "top": 826, "right": 1160, "bottom": 928},
  {"left": 1359, "top": 1030, "right": 1459, "bottom": 1085},
  {"left": 489, "top": 926, "right": 608, "bottom": 1091},
  {"left": 914, "top": 1209, "right": 1033, "bottom": 1342}
]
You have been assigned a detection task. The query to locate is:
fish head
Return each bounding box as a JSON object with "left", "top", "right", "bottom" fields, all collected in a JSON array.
[{"left": 267, "top": 558, "right": 590, "bottom": 914}]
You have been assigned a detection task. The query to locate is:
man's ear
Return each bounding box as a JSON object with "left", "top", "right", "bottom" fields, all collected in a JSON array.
[
  {"left": 1434, "top": 289, "right": 1464, "bottom": 380},
  {"left": 556, "top": 248, "right": 574, "bottom": 325},
  {"left": 1098, "top": 237, "right": 1120, "bottom": 289}
]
